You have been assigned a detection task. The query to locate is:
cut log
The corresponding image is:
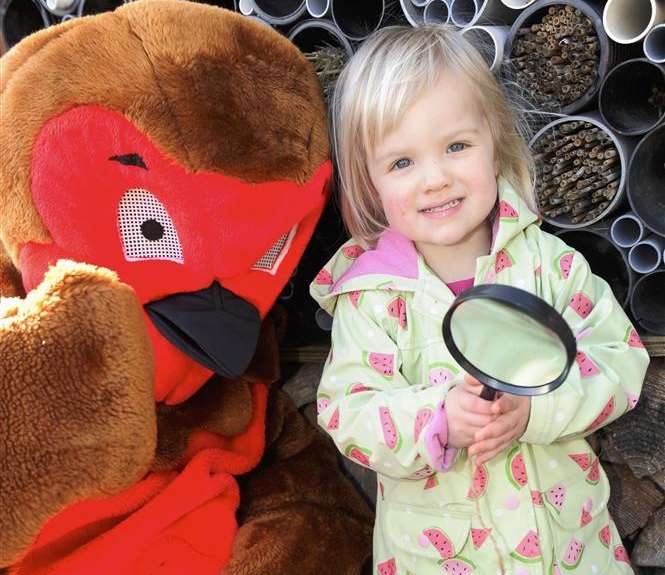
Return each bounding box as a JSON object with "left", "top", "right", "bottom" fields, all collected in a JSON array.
[
  {"left": 632, "top": 507, "right": 665, "bottom": 568},
  {"left": 598, "top": 358, "right": 665, "bottom": 477},
  {"left": 604, "top": 462, "right": 665, "bottom": 537}
]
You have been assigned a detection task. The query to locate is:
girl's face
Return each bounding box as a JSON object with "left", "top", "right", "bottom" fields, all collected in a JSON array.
[{"left": 367, "top": 69, "right": 498, "bottom": 256}]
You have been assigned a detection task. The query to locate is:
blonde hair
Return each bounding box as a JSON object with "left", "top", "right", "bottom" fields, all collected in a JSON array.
[{"left": 331, "top": 25, "right": 537, "bottom": 248}]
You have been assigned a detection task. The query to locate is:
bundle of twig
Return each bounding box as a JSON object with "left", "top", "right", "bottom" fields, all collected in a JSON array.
[
  {"left": 509, "top": 5, "right": 599, "bottom": 111},
  {"left": 533, "top": 121, "right": 620, "bottom": 225},
  {"left": 305, "top": 45, "right": 348, "bottom": 104}
]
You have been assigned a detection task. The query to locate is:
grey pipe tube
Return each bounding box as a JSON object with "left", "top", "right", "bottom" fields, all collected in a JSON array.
[
  {"left": 1, "top": 0, "right": 50, "bottom": 51},
  {"left": 630, "top": 270, "right": 665, "bottom": 335},
  {"left": 627, "top": 123, "right": 665, "bottom": 237},
  {"left": 628, "top": 235, "right": 665, "bottom": 274},
  {"left": 450, "top": 0, "right": 477, "bottom": 27},
  {"left": 253, "top": 0, "right": 306, "bottom": 25},
  {"left": 461, "top": 25, "right": 509, "bottom": 71},
  {"left": 41, "top": 0, "right": 78, "bottom": 17},
  {"left": 306, "top": 0, "right": 330, "bottom": 17},
  {"left": 610, "top": 212, "right": 647, "bottom": 248},
  {"left": 399, "top": 0, "right": 425, "bottom": 25},
  {"left": 599, "top": 58, "right": 665, "bottom": 136},
  {"left": 288, "top": 18, "right": 354, "bottom": 57},
  {"left": 556, "top": 226, "right": 635, "bottom": 308},
  {"left": 412, "top": 0, "right": 430, "bottom": 7},
  {"left": 603, "top": 0, "right": 665, "bottom": 45},
  {"left": 500, "top": 0, "right": 535, "bottom": 7},
  {"left": 529, "top": 112, "right": 637, "bottom": 229},
  {"left": 331, "top": 0, "right": 384, "bottom": 41},
  {"left": 471, "top": 0, "right": 520, "bottom": 26},
  {"left": 644, "top": 23, "right": 665, "bottom": 62},
  {"left": 424, "top": 0, "right": 450, "bottom": 24}
]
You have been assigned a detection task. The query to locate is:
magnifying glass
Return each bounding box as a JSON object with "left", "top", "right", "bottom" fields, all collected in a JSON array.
[{"left": 442, "top": 284, "right": 577, "bottom": 401}]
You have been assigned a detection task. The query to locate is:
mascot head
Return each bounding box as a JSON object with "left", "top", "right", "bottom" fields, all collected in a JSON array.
[{"left": 0, "top": 0, "right": 331, "bottom": 403}]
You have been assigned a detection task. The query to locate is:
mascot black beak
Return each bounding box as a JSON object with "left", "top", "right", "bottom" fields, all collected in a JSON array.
[{"left": 145, "top": 281, "right": 261, "bottom": 378}]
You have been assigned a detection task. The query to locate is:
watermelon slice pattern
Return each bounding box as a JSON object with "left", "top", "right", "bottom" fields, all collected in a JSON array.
[
  {"left": 585, "top": 396, "right": 615, "bottom": 432},
  {"left": 414, "top": 407, "right": 434, "bottom": 442},
  {"left": 556, "top": 250, "right": 575, "bottom": 280},
  {"left": 531, "top": 490, "right": 544, "bottom": 506},
  {"left": 345, "top": 444, "right": 371, "bottom": 467},
  {"left": 365, "top": 351, "right": 394, "bottom": 378},
  {"left": 467, "top": 463, "right": 489, "bottom": 499},
  {"left": 624, "top": 326, "right": 645, "bottom": 348},
  {"left": 326, "top": 407, "right": 340, "bottom": 430},
  {"left": 422, "top": 527, "right": 455, "bottom": 559},
  {"left": 377, "top": 557, "right": 396, "bottom": 575},
  {"left": 561, "top": 537, "right": 584, "bottom": 569},
  {"left": 568, "top": 453, "right": 591, "bottom": 471},
  {"left": 470, "top": 528, "right": 491, "bottom": 550},
  {"left": 495, "top": 249, "right": 514, "bottom": 274},
  {"left": 499, "top": 199, "right": 519, "bottom": 221},
  {"left": 586, "top": 458, "right": 600, "bottom": 485},
  {"left": 387, "top": 296, "right": 407, "bottom": 329},
  {"left": 442, "top": 557, "right": 475, "bottom": 574},
  {"left": 424, "top": 474, "right": 439, "bottom": 490},
  {"left": 428, "top": 363, "right": 459, "bottom": 386},
  {"left": 511, "top": 530, "right": 542, "bottom": 563},
  {"left": 545, "top": 483, "right": 566, "bottom": 514},
  {"left": 599, "top": 524, "right": 611, "bottom": 548},
  {"left": 506, "top": 445, "right": 528, "bottom": 489},
  {"left": 614, "top": 544, "right": 630, "bottom": 564},
  {"left": 349, "top": 290, "right": 363, "bottom": 308},
  {"left": 569, "top": 292, "right": 593, "bottom": 318},
  {"left": 346, "top": 382, "right": 371, "bottom": 395},
  {"left": 315, "top": 268, "right": 333, "bottom": 285},
  {"left": 576, "top": 351, "right": 600, "bottom": 378},
  {"left": 379, "top": 406, "right": 401, "bottom": 451},
  {"left": 342, "top": 245, "right": 364, "bottom": 259}
]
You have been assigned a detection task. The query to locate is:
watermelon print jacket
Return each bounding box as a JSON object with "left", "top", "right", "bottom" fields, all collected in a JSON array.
[{"left": 310, "top": 179, "right": 650, "bottom": 575}]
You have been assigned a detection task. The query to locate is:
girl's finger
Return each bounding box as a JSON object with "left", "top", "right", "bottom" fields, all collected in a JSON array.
[
  {"left": 460, "top": 393, "right": 495, "bottom": 415},
  {"left": 468, "top": 430, "right": 516, "bottom": 459},
  {"left": 474, "top": 416, "right": 516, "bottom": 442},
  {"left": 459, "top": 411, "right": 496, "bottom": 428},
  {"left": 463, "top": 373, "right": 482, "bottom": 387}
]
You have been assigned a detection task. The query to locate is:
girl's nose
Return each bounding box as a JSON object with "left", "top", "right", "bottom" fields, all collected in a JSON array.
[{"left": 423, "top": 158, "right": 450, "bottom": 193}]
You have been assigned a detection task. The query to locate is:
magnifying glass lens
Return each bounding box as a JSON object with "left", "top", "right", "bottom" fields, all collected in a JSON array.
[{"left": 450, "top": 298, "right": 568, "bottom": 389}]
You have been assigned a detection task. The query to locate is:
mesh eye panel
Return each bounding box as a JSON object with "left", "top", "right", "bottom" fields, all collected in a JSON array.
[
  {"left": 251, "top": 225, "right": 297, "bottom": 275},
  {"left": 118, "top": 188, "right": 184, "bottom": 264}
]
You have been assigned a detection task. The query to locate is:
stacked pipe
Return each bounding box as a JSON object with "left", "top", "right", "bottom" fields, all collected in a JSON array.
[
  {"left": 530, "top": 117, "right": 628, "bottom": 227},
  {"left": 506, "top": 3, "right": 604, "bottom": 112}
]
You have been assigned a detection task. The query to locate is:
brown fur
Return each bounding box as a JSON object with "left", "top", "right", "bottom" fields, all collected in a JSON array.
[
  {"left": 0, "top": 260, "right": 156, "bottom": 566},
  {"left": 226, "top": 389, "right": 374, "bottom": 575},
  {"left": 0, "top": 0, "right": 329, "bottom": 264}
]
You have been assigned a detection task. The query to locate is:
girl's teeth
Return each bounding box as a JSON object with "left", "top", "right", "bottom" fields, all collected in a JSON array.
[{"left": 424, "top": 199, "right": 461, "bottom": 213}]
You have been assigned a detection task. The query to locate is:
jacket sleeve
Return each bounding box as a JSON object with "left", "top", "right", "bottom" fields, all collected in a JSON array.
[
  {"left": 317, "top": 289, "right": 455, "bottom": 479},
  {"left": 520, "top": 236, "right": 650, "bottom": 445}
]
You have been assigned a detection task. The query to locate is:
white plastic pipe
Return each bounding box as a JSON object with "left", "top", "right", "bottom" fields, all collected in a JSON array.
[
  {"left": 603, "top": 0, "right": 665, "bottom": 45},
  {"left": 253, "top": 0, "right": 306, "bottom": 24},
  {"left": 411, "top": 0, "right": 430, "bottom": 7},
  {"left": 644, "top": 23, "right": 665, "bottom": 62},
  {"left": 450, "top": 0, "right": 477, "bottom": 27},
  {"left": 611, "top": 212, "right": 647, "bottom": 248},
  {"left": 306, "top": 0, "right": 329, "bottom": 18},
  {"left": 399, "top": 0, "right": 425, "bottom": 25},
  {"left": 424, "top": 0, "right": 449, "bottom": 24},
  {"left": 628, "top": 235, "right": 665, "bottom": 273},
  {"left": 471, "top": 0, "right": 520, "bottom": 26},
  {"left": 500, "top": 0, "right": 534, "bottom": 7},
  {"left": 46, "top": 0, "right": 76, "bottom": 13},
  {"left": 461, "top": 25, "right": 508, "bottom": 71},
  {"left": 238, "top": 0, "right": 254, "bottom": 15}
]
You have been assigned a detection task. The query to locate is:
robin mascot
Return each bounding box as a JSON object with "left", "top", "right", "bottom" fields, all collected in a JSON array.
[{"left": 0, "top": 2, "right": 372, "bottom": 573}]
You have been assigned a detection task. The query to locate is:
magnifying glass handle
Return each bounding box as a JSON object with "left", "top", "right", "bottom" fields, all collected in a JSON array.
[{"left": 480, "top": 386, "right": 497, "bottom": 401}]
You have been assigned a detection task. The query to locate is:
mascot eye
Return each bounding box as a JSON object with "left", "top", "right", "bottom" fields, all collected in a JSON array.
[
  {"left": 117, "top": 188, "right": 184, "bottom": 264},
  {"left": 251, "top": 225, "right": 298, "bottom": 275}
]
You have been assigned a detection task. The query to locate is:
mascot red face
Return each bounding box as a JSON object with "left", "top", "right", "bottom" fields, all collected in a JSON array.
[
  {"left": 23, "top": 104, "right": 330, "bottom": 404},
  {"left": 0, "top": 2, "right": 373, "bottom": 574}
]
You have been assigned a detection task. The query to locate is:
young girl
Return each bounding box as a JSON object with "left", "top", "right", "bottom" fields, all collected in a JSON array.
[{"left": 310, "top": 25, "right": 650, "bottom": 575}]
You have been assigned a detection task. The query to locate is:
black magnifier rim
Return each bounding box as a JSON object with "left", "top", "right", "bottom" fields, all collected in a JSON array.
[{"left": 442, "top": 284, "right": 577, "bottom": 396}]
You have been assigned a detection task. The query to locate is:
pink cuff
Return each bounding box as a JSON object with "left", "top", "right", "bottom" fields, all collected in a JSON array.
[{"left": 424, "top": 401, "right": 457, "bottom": 471}]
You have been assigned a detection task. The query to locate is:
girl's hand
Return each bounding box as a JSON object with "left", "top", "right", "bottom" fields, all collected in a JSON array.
[
  {"left": 468, "top": 392, "right": 531, "bottom": 465},
  {"left": 445, "top": 374, "right": 496, "bottom": 449}
]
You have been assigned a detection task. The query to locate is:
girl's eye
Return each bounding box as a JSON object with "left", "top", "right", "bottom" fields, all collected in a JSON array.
[
  {"left": 392, "top": 158, "right": 412, "bottom": 171},
  {"left": 448, "top": 142, "right": 467, "bottom": 153}
]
